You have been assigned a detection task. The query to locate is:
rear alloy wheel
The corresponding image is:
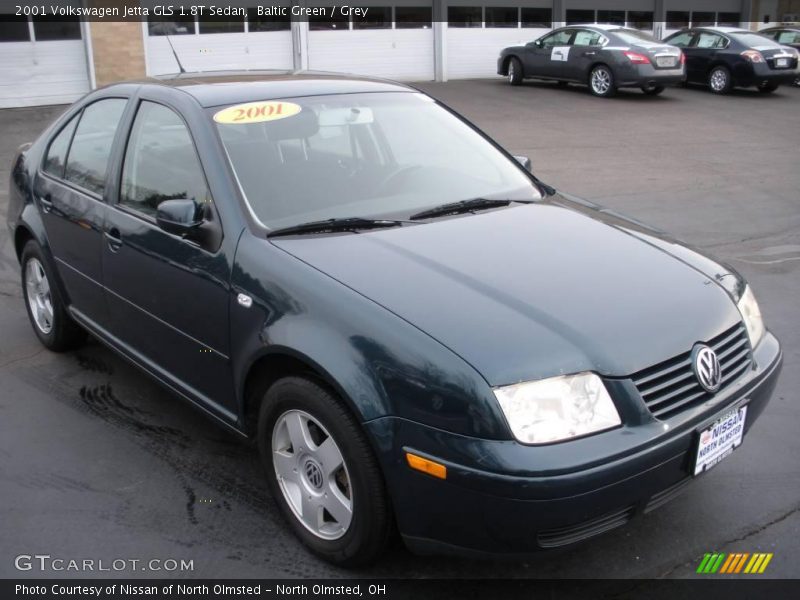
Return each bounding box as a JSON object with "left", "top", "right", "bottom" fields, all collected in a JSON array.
[
  {"left": 589, "top": 65, "right": 616, "bottom": 97},
  {"left": 20, "top": 240, "right": 86, "bottom": 352},
  {"left": 642, "top": 85, "right": 665, "bottom": 96},
  {"left": 508, "top": 57, "right": 523, "bottom": 86},
  {"left": 708, "top": 66, "right": 732, "bottom": 94},
  {"left": 757, "top": 82, "right": 779, "bottom": 93},
  {"left": 258, "top": 376, "right": 392, "bottom": 567}
]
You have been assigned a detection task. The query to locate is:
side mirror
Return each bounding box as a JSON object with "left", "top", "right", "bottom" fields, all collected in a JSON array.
[
  {"left": 513, "top": 155, "right": 532, "bottom": 172},
  {"left": 156, "top": 198, "right": 203, "bottom": 236},
  {"left": 534, "top": 39, "right": 543, "bottom": 48}
]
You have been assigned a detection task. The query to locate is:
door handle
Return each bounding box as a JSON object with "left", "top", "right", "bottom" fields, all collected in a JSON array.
[
  {"left": 39, "top": 194, "right": 53, "bottom": 213},
  {"left": 583, "top": 51, "right": 597, "bottom": 56},
  {"left": 105, "top": 227, "right": 123, "bottom": 252}
]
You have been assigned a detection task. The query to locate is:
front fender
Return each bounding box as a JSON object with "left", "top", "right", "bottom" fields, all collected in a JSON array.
[{"left": 229, "top": 233, "right": 511, "bottom": 441}]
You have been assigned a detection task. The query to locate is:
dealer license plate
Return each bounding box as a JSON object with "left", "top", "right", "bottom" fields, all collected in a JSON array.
[
  {"left": 776, "top": 58, "right": 789, "bottom": 68},
  {"left": 656, "top": 56, "right": 677, "bottom": 67},
  {"left": 693, "top": 406, "right": 747, "bottom": 476}
]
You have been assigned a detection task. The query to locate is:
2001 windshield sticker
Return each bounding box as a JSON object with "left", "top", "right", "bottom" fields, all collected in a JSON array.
[{"left": 214, "top": 101, "right": 302, "bottom": 125}]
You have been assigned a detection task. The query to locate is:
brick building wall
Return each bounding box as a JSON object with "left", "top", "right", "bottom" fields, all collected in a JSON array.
[{"left": 89, "top": 21, "right": 147, "bottom": 87}]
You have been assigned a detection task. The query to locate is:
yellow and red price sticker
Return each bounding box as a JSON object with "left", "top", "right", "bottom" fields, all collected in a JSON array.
[{"left": 214, "top": 101, "right": 302, "bottom": 124}]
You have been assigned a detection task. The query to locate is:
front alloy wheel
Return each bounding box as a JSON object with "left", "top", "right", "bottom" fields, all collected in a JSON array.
[
  {"left": 508, "top": 57, "right": 523, "bottom": 86},
  {"left": 589, "top": 65, "right": 616, "bottom": 97},
  {"left": 272, "top": 409, "right": 352, "bottom": 540},
  {"left": 258, "top": 376, "right": 391, "bottom": 566}
]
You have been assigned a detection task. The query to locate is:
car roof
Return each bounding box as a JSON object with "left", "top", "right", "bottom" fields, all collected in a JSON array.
[
  {"left": 115, "top": 70, "right": 414, "bottom": 108},
  {"left": 692, "top": 26, "right": 750, "bottom": 35},
  {"left": 758, "top": 26, "right": 800, "bottom": 32},
  {"left": 568, "top": 23, "right": 623, "bottom": 31}
]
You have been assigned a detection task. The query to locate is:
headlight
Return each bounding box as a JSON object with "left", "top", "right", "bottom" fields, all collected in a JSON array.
[
  {"left": 494, "top": 372, "right": 621, "bottom": 445},
  {"left": 737, "top": 285, "right": 765, "bottom": 348}
]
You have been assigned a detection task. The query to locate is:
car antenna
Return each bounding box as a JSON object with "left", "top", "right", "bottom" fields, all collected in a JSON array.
[{"left": 165, "top": 35, "right": 186, "bottom": 74}]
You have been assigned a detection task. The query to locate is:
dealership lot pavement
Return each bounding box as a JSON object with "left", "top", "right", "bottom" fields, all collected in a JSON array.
[{"left": 1, "top": 80, "right": 798, "bottom": 579}]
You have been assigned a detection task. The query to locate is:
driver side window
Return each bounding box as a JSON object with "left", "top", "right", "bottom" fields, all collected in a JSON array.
[
  {"left": 540, "top": 29, "right": 573, "bottom": 48},
  {"left": 667, "top": 31, "right": 694, "bottom": 48},
  {"left": 120, "top": 101, "right": 212, "bottom": 218}
]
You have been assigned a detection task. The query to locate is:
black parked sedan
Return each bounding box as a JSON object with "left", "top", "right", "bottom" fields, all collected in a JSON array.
[
  {"left": 663, "top": 26, "right": 799, "bottom": 93},
  {"left": 498, "top": 24, "right": 685, "bottom": 97},
  {"left": 8, "top": 72, "right": 782, "bottom": 566},
  {"left": 757, "top": 26, "right": 800, "bottom": 85}
]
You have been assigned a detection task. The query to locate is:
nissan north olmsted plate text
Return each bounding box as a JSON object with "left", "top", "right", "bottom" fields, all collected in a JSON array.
[{"left": 7, "top": 72, "right": 782, "bottom": 566}]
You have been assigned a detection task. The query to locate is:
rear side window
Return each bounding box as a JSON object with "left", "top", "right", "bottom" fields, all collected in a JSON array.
[
  {"left": 572, "top": 30, "right": 604, "bottom": 46},
  {"left": 43, "top": 116, "right": 78, "bottom": 178},
  {"left": 120, "top": 101, "right": 212, "bottom": 217},
  {"left": 695, "top": 32, "right": 727, "bottom": 49},
  {"left": 64, "top": 99, "right": 127, "bottom": 195},
  {"left": 777, "top": 31, "right": 800, "bottom": 44}
]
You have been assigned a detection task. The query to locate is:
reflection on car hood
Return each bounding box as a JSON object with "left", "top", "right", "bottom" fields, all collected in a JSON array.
[{"left": 271, "top": 196, "right": 741, "bottom": 386}]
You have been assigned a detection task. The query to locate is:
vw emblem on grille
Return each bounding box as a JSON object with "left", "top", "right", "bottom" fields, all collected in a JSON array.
[
  {"left": 692, "top": 345, "right": 722, "bottom": 393},
  {"left": 304, "top": 460, "right": 324, "bottom": 490}
]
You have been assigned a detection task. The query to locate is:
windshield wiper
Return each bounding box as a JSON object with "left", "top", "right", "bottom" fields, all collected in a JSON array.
[
  {"left": 267, "top": 217, "right": 412, "bottom": 238},
  {"left": 409, "top": 198, "right": 533, "bottom": 221}
]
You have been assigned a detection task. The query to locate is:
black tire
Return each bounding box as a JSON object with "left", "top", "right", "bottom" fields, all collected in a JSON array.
[
  {"left": 758, "top": 82, "right": 779, "bottom": 93},
  {"left": 642, "top": 85, "right": 665, "bottom": 96},
  {"left": 507, "top": 57, "right": 523, "bottom": 86},
  {"left": 588, "top": 65, "right": 617, "bottom": 97},
  {"left": 708, "top": 65, "right": 733, "bottom": 94},
  {"left": 257, "top": 376, "right": 392, "bottom": 567},
  {"left": 20, "top": 240, "right": 86, "bottom": 352}
]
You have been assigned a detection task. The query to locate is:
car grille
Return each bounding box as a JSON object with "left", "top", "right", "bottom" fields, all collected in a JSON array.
[{"left": 631, "top": 323, "right": 752, "bottom": 420}]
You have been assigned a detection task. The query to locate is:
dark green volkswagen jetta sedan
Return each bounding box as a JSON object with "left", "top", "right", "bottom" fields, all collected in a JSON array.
[{"left": 7, "top": 72, "right": 782, "bottom": 566}]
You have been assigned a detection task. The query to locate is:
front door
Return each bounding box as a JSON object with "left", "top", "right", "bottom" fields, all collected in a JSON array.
[
  {"left": 102, "top": 98, "right": 234, "bottom": 418},
  {"left": 525, "top": 29, "right": 575, "bottom": 78}
]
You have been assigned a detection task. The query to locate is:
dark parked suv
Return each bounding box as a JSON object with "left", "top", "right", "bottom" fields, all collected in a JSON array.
[
  {"left": 7, "top": 72, "right": 783, "bottom": 566},
  {"left": 663, "top": 26, "right": 799, "bottom": 93}
]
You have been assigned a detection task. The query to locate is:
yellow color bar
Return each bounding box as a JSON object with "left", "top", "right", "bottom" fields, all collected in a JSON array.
[
  {"left": 406, "top": 452, "right": 447, "bottom": 479},
  {"left": 758, "top": 553, "right": 773, "bottom": 574}
]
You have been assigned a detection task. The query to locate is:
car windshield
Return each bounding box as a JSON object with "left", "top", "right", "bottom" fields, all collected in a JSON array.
[
  {"left": 611, "top": 29, "right": 657, "bottom": 43},
  {"left": 731, "top": 32, "right": 783, "bottom": 48},
  {"left": 212, "top": 92, "right": 540, "bottom": 230}
]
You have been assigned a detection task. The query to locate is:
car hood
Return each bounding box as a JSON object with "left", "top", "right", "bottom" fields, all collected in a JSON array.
[{"left": 271, "top": 198, "right": 741, "bottom": 386}]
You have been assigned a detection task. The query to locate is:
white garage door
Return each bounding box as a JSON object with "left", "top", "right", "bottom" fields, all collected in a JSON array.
[
  {"left": 144, "top": 6, "right": 294, "bottom": 76},
  {"left": 662, "top": 0, "right": 744, "bottom": 39},
  {"left": 0, "top": 16, "right": 90, "bottom": 109},
  {"left": 447, "top": 1, "right": 554, "bottom": 79},
  {"left": 307, "top": 2, "right": 435, "bottom": 81}
]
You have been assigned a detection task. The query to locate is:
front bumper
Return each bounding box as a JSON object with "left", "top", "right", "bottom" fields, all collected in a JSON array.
[{"left": 365, "top": 332, "right": 782, "bottom": 557}]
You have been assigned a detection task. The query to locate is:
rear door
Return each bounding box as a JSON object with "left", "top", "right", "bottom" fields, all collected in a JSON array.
[
  {"left": 688, "top": 31, "right": 729, "bottom": 82},
  {"left": 524, "top": 29, "right": 574, "bottom": 78},
  {"left": 33, "top": 98, "right": 128, "bottom": 328},
  {"left": 102, "top": 96, "right": 235, "bottom": 419},
  {"left": 568, "top": 29, "right": 607, "bottom": 82}
]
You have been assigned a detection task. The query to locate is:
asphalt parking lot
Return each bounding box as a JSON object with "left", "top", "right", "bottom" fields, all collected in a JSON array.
[{"left": 1, "top": 79, "right": 798, "bottom": 579}]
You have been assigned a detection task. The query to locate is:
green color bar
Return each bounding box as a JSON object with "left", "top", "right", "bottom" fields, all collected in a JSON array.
[{"left": 697, "top": 553, "right": 713, "bottom": 574}]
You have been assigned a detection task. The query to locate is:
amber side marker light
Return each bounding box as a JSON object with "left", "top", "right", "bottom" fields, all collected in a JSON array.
[{"left": 406, "top": 452, "right": 447, "bottom": 479}]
